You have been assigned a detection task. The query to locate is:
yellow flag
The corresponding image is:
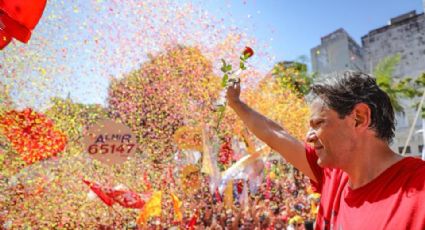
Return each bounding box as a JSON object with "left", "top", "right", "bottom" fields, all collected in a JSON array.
[
  {"left": 137, "top": 191, "right": 162, "bottom": 226},
  {"left": 170, "top": 192, "right": 183, "bottom": 221},
  {"left": 224, "top": 180, "right": 233, "bottom": 209}
]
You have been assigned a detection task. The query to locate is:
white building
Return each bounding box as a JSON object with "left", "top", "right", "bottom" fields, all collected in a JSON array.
[
  {"left": 362, "top": 11, "right": 425, "bottom": 79},
  {"left": 311, "top": 28, "right": 366, "bottom": 76},
  {"left": 362, "top": 10, "right": 425, "bottom": 156}
]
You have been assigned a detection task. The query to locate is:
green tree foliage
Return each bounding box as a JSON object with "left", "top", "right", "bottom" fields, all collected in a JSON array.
[
  {"left": 408, "top": 72, "right": 425, "bottom": 117},
  {"left": 271, "top": 60, "right": 315, "bottom": 97},
  {"left": 374, "top": 54, "right": 425, "bottom": 116}
]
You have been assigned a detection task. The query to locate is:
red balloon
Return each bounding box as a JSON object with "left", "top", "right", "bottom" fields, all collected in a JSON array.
[{"left": 0, "top": 0, "right": 47, "bottom": 49}]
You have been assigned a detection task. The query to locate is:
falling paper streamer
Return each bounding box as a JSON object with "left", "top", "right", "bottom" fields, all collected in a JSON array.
[
  {"left": 201, "top": 126, "right": 221, "bottom": 193},
  {"left": 218, "top": 149, "right": 264, "bottom": 194},
  {"left": 231, "top": 137, "right": 245, "bottom": 161},
  {"left": 247, "top": 158, "right": 265, "bottom": 194}
]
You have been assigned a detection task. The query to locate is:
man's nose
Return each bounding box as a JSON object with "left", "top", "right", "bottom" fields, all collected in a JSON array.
[{"left": 306, "top": 129, "right": 317, "bottom": 143}]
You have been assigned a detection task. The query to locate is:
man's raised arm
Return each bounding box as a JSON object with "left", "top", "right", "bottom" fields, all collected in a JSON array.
[{"left": 226, "top": 81, "right": 317, "bottom": 182}]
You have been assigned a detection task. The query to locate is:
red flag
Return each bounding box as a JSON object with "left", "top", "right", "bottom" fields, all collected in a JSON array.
[
  {"left": 186, "top": 211, "right": 198, "bottom": 230},
  {"left": 236, "top": 180, "right": 243, "bottom": 194},
  {"left": 82, "top": 179, "right": 115, "bottom": 206},
  {"left": 0, "top": 0, "right": 47, "bottom": 49},
  {"left": 0, "top": 29, "right": 12, "bottom": 49},
  {"left": 82, "top": 178, "right": 150, "bottom": 209},
  {"left": 214, "top": 188, "right": 222, "bottom": 203},
  {"left": 107, "top": 189, "right": 148, "bottom": 209}
]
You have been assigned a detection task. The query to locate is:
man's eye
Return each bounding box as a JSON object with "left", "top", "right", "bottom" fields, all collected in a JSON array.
[{"left": 313, "top": 120, "right": 323, "bottom": 128}]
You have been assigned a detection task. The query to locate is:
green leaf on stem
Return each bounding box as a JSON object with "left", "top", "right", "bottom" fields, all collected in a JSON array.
[
  {"left": 221, "top": 74, "right": 229, "bottom": 87},
  {"left": 240, "top": 62, "right": 246, "bottom": 70},
  {"left": 220, "top": 59, "right": 227, "bottom": 73},
  {"left": 226, "top": 64, "right": 232, "bottom": 72}
]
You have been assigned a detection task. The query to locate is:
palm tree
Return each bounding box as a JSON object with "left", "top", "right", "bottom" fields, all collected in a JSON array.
[
  {"left": 373, "top": 54, "right": 404, "bottom": 112},
  {"left": 374, "top": 54, "right": 425, "bottom": 156},
  {"left": 373, "top": 54, "right": 420, "bottom": 113}
]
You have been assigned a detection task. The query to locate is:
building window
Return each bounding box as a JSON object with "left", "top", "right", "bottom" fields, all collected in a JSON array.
[
  {"left": 419, "top": 145, "right": 423, "bottom": 153},
  {"left": 398, "top": 146, "right": 411, "bottom": 154}
]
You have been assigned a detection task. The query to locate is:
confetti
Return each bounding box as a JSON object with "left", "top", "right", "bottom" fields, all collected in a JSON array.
[{"left": 0, "top": 1, "right": 312, "bottom": 228}]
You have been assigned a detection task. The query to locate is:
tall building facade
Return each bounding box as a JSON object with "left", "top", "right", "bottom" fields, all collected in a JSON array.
[
  {"left": 311, "top": 28, "right": 366, "bottom": 76},
  {"left": 362, "top": 10, "right": 425, "bottom": 156},
  {"left": 362, "top": 11, "right": 425, "bottom": 79}
]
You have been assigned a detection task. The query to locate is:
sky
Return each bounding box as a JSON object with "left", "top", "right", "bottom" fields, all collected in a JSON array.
[
  {"left": 204, "top": 0, "right": 424, "bottom": 63},
  {"left": 1, "top": 0, "right": 424, "bottom": 109}
]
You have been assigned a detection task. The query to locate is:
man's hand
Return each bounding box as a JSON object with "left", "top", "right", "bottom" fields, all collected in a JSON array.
[{"left": 226, "top": 79, "right": 241, "bottom": 107}]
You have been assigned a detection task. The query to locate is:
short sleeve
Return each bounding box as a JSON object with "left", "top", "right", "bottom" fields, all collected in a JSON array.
[{"left": 305, "top": 144, "right": 324, "bottom": 193}]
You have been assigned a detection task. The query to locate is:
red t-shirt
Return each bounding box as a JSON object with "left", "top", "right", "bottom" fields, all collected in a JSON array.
[{"left": 305, "top": 145, "right": 425, "bottom": 230}]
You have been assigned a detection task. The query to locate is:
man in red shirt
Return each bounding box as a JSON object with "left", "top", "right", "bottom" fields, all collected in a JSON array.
[{"left": 226, "top": 71, "right": 425, "bottom": 229}]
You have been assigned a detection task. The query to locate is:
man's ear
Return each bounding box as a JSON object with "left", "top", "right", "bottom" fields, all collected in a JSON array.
[{"left": 352, "top": 103, "right": 371, "bottom": 128}]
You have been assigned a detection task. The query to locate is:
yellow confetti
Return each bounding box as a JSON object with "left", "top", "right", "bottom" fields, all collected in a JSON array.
[{"left": 39, "top": 68, "right": 47, "bottom": 76}]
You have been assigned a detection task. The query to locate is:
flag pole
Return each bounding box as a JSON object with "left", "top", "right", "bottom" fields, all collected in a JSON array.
[{"left": 402, "top": 89, "right": 425, "bottom": 155}]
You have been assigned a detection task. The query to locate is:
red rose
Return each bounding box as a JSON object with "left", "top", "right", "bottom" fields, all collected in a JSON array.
[{"left": 243, "top": 46, "right": 254, "bottom": 58}]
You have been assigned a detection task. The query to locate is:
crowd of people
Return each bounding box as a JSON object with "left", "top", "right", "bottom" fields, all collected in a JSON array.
[
  {"left": 174, "top": 167, "right": 318, "bottom": 230},
  {"left": 0, "top": 157, "right": 319, "bottom": 229},
  {"left": 96, "top": 160, "right": 319, "bottom": 229}
]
